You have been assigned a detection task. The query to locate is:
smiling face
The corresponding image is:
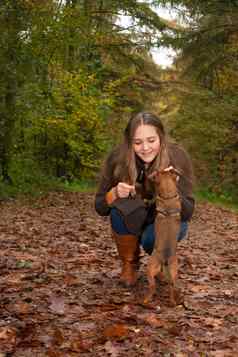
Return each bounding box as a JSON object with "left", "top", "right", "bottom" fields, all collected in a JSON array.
[{"left": 132, "top": 124, "right": 161, "bottom": 164}]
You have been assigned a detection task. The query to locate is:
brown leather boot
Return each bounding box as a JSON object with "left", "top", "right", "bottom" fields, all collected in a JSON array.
[{"left": 113, "top": 231, "right": 140, "bottom": 287}]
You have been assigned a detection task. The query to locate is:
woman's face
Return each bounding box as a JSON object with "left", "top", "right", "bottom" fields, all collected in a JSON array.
[{"left": 132, "top": 124, "right": 161, "bottom": 163}]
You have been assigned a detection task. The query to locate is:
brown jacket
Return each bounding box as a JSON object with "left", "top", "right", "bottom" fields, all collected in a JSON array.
[{"left": 95, "top": 142, "right": 195, "bottom": 224}]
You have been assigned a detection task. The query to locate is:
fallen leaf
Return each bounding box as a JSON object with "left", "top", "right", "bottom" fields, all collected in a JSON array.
[
  {"left": 203, "top": 317, "right": 223, "bottom": 329},
  {"left": 209, "top": 350, "right": 235, "bottom": 357},
  {"left": 51, "top": 328, "right": 64, "bottom": 346},
  {"left": 69, "top": 336, "right": 92, "bottom": 352},
  {"left": 14, "top": 302, "right": 31, "bottom": 314},
  {"left": 104, "top": 340, "right": 119, "bottom": 357},
  {"left": 63, "top": 274, "right": 79, "bottom": 286},
  {"left": 49, "top": 296, "right": 65, "bottom": 315},
  {"left": 103, "top": 323, "right": 129, "bottom": 340},
  {"left": 137, "top": 313, "right": 166, "bottom": 328},
  {"left": 46, "top": 348, "right": 63, "bottom": 357},
  {"left": 16, "top": 260, "right": 32, "bottom": 269},
  {"left": 167, "top": 323, "right": 182, "bottom": 336},
  {"left": 0, "top": 327, "right": 17, "bottom": 344}
]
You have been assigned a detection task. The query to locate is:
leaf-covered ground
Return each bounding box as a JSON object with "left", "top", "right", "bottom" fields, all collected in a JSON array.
[{"left": 0, "top": 192, "right": 237, "bottom": 356}]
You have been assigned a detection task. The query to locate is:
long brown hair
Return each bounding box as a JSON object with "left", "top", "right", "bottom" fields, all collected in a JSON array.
[{"left": 113, "top": 112, "right": 169, "bottom": 185}]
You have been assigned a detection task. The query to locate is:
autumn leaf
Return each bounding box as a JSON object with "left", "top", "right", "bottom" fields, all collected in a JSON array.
[
  {"left": 104, "top": 340, "right": 120, "bottom": 357},
  {"left": 103, "top": 324, "right": 130, "bottom": 340},
  {"left": 137, "top": 313, "right": 166, "bottom": 328},
  {"left": 49, "top": 296, "right": 65, "bottom": 315},
  {"left": 0, "top": 327, "right": 17, "bottom": 343}
]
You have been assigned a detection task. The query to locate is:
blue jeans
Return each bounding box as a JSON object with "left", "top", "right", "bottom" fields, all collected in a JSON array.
[{"left": 110, "top": 207, "right": 188, "bottom": 255}]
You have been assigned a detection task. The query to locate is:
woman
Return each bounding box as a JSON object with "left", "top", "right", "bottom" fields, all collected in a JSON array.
[{"left": 95, "top": 112, "right": 195, "bottom": 287}]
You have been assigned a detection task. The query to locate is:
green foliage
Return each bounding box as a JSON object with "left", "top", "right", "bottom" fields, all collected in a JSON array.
[
  {"left": 195, "top": 186, "right": 238, "bottom": 212},
  {"left": 61, "top": 178, "right": 96, "bottom": 193},
  {"left": 159, "top": 0, "right": 238, "bottom": 198},
  {"left": 5, "top": 0, "right": 166, "bottom": 188},
  {"left": 0, "top": 0, "right": 237, "bottom": 205},
  {"left": 40, "top": 69, "right": 114, "bottom": 169},
  {"left": 170, "top": 87, "right": 238, "bottom": 190}
]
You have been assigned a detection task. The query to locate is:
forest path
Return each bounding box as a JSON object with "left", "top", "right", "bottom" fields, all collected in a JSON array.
[{"left": 0, "top": 192, "right": 237, "bottom": 356}]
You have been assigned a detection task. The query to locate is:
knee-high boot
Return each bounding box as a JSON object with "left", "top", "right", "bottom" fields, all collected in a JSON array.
[{"left": 113, "top": 231, "right": 140, "bottom": 287}]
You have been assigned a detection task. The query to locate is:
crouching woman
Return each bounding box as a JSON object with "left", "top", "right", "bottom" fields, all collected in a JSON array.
[{"left": 95, "top": 112, "right": 195, "bottom": 287}]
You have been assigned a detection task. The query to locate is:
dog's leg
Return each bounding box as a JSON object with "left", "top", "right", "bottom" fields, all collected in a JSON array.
[
  {"left": 144, "top": 254, "right": 162, "bottom": 304},
  {"left": 167, "top": 255, "right": 178, "bottom": 306}
]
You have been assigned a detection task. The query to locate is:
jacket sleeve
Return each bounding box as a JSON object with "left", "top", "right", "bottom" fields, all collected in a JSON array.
[
  {"left": 94, "top": 152, "right": 116, "bottom": 216},
  {"left": 94, "top": 174, "right": 113, "bottom": 216}
]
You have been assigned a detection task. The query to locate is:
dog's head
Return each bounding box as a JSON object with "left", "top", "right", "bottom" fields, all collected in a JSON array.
[{"left": 148, "top": 168, "right": 180, "bottom": 194}]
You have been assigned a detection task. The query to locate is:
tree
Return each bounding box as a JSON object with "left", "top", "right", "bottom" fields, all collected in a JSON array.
[
  {"left": 159, "top": 0, "right": 238, "bottom": 192},
  {"left": 1, "top": 0, "right": 173, "bottom": 187}
]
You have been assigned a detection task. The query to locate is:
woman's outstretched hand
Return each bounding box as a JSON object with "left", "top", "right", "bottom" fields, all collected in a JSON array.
[
  {"left": 116, "top": 182, "right": 136, "bottom": 198},
  {"left": 164, "top": 166, "right": 180, "bottom": 181}
]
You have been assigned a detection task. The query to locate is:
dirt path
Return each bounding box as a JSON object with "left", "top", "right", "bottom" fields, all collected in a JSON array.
[{"left": 0, "top": 192, "right": 237, "bottom": 356}]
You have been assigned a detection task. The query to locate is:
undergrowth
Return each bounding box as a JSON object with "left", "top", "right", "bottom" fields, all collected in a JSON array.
[
  {"left": 195, "top": 186, "right": 238, "bottom": 212},
  {"left": 0, "top": 179, "right": 237, "bottom": 212}
]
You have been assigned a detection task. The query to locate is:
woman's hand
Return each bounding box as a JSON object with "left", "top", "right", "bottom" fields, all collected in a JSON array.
[
  {"left": 105, "top": 182, "right": 135, "bottom": 205},
  {"left": 116, "top": 182, "right": 136, "bottom": 198},
  {"left": 164, "top": 166, "right": 180, "bottom": 181}
]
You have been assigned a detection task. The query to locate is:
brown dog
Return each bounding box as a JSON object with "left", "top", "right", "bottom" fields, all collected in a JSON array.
[{"left": 144, "top": 169, "right": 181, "bottom": 306}]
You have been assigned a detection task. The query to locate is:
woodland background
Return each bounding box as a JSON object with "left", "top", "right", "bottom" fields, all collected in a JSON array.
[
  {"left": 0, "top": 0, "right": 237, "bottom": 203},
  {"left": 0, "top": 1, "right": 238, "bottom": 355}
]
